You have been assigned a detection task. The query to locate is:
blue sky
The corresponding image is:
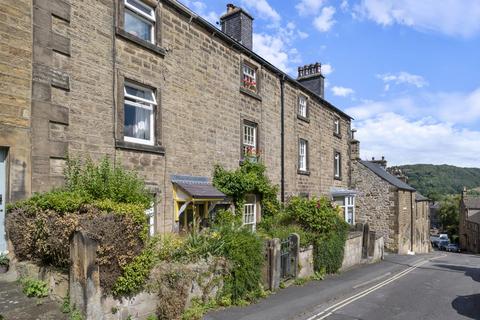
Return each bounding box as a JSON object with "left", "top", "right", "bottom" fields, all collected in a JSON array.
[{"left": 181, "top": 0, "right": 480, "bottom": 167}]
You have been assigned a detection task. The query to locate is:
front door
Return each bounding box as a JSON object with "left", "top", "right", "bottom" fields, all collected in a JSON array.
[{"left": 0, "top": 148, "right": 6, "bottom": 253}]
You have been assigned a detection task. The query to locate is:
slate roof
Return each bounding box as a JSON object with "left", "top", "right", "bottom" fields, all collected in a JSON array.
[
  {"left": 171, "top": 175, "right": 226, "bottom": 199},
  {"left": 415, "top": 193, "right": 429, "bottom": 202},
  {"left": 360, "top": 160, "right": 416, "bottom": 191},
  {"left": 463, "top": 195, "right": 480, "bottom": 209},
  {"left": 469, "top": 212, "right": 480, "bottom": 224}
]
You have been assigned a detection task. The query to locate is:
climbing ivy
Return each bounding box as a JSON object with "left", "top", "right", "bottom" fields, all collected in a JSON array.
[{"left": 212, "top": 160, "right": 280, "bottom": 217}]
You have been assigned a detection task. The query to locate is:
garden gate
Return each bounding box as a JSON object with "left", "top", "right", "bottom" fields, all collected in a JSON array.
[{"left": 280, "top": 234, "right": 299, "bottom": 279}]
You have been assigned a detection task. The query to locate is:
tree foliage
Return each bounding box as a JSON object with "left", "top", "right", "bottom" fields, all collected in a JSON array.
[
  {"left": 439, "top": 195, "right": 460, "bottom": 239},
  {"left": 392, "top": 164, "right": 480, "bottom": 199}
]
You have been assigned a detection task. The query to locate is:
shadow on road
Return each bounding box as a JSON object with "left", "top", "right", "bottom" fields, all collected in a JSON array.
[
  {"left": 432, "top": 263, "right": 480, "bottom": 319},
  {"left": 433, "top": 263, "right": 480, "bottom": 283},
  {"left": 451, "top": 294, "right": 480, "bottom": 320}
]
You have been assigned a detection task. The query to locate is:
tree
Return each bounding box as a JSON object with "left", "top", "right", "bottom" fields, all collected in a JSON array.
[{"left": 438, "top": 195, "right": 460, "bottom": 241}]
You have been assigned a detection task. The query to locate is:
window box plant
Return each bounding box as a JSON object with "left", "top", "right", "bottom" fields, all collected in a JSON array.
[
  {"left": 244, "top": 146, "right": 261, "bottom": 163},
  {"left": 0, "top": 253, "right": 9, "bottom": 273}
]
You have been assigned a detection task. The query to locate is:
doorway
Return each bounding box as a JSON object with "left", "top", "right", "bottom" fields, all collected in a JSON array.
[{"left": 0, "top": 148, "right": 7, "bottom": 253}]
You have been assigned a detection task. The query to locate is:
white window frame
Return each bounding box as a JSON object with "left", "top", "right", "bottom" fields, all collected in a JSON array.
[
  {"left": 124, "top": 81, "right": 156, "bottom": 146},
  {"left": 243, "top": 122, "right": 257, "bottom": 156},
  {"left": 145, "top": 204, "right": 155, "bottom": 236},
  {"left": 334, "top": 152, "right": 341, "bottom": 178},
  {"left": 298, "top": 96, "right": 307, "bottom": 118},
  {"left": 334, "top": 196, "right": 355, "bottom": 225},
  {"left": 334, "top": 118, "right": 340, "bottom": 135},
  {"left": 124, "top": 0, "right": 156, "bottom": 44},
  {"left": 299, "top": 139, "right": 307, "bottom": 172},
  {"left": 242, "top": 64, "right": 257, "bottom": 92},
  {"left": 243, "top": 195, "right": 257, "bottom": 231}
]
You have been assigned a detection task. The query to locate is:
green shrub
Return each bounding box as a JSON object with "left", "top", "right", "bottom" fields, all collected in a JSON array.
[
  {"left": 314, "top": 231, "right": 348, "bottom": 274},
  {"left": 112, "top": 238, "right": 158, "bottom": 296},
  {"left": 20, "top": 278, "right": 49, "bottom": 298},
  {"left": 181, "top": 299, "right": 217, "bottom": 320},
  {"left": 65, "top": 157, "right": 152, "bottom": 207},
  {"left": 218, "top": 224, "right": 264, "bottom": 303},
  {"left": 213, "top": 161, "right": 280, "bottom": 217}
]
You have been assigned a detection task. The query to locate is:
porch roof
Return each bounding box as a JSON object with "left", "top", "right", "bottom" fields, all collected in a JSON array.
[
  {"left": 171, "top": 175, "right": 226, "bottom": 200},
  {"left": 330, "top": 187, "right": 357, "bottom": 197}
]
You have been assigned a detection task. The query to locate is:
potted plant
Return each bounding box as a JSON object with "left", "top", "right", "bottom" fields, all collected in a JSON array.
[
  {"left": 0, "top": 253, "right": 9, "bottom": 273},
  {"left": 244, "top": 146, "right": 261, "bottom": 163}
]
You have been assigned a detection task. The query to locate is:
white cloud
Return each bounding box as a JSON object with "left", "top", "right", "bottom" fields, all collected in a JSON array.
[
  {"left": 321, "top": 63, "right": 333, "bottom": 76},
  {"left": 241, "top": 0, "right": 281, "bottom": 22},
  {"left": 296, "top": 0, "right": 325, "bottom": 16},
  {"left": 253, "top": 33, "right": 290, "bottom": 72},
  {"left": 353, "top": 0, "right": 480, "bottom": 38},
  {"left": 348, "top": 87, "right": 480, "bottom": 166},
  {"left": 377, "top": 71, "right": 428, "bottom": 90},
  {"left": 313, "top": 6, "right": 336, "bottom": 32},
  {"left": 354, "top": 113, "right": 480, "bottom": 167},
  {"left": 181, "top": 0, "right": 219, "bottom": 25},
  {"left": 348, "top": 88, "right": 480, "bottom": 124},
  {"left": 340, "top": 0, "right": 349, "bottom": 11},
  {"left": 332, "top": 86, "right": 355, "bottom": 97}
]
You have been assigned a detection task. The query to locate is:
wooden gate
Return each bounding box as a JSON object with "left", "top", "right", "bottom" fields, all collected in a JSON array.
[{"left": 280, "top": 234, "right": 298, "bottom": 280}]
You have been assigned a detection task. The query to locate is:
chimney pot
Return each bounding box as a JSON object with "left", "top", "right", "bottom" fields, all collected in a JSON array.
[{"left": 227, "top": 3, "right": 236, "bottom": 12}]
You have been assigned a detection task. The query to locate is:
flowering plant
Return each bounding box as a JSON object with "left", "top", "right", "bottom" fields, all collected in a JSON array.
[
  {"left": 242, "top": 78, "right": 257, "bottom": 91},
  {"left": 244, "top": 146, "right": 261, "bottom": 158}
]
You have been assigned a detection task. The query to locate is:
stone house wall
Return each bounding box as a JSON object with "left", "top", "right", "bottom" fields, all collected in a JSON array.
[
  {"left": 1, "top": 0, "right": 353, "bottom": 234},
  {"left": 397, "top": 189, "right": 415, "bottom": 254},
  {"left": 0, "top": 0, "right": 33, "bottom": 202},
  {"left": 414, "top": 200, "right": 430, "bottom": 253},
  {"left": 351, "top": 161, "right": 397, "bottom": 251}
]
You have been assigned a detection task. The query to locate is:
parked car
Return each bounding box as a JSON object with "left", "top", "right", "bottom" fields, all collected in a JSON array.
[
  {"left": 446, "top": 243, "right": 461, "bottom": 253},
  {"left": 438, "top": 240, "right": 450, "bottom": 250},
  {"left": 439, "top": 234, "right": 449, "bottom": 241}
]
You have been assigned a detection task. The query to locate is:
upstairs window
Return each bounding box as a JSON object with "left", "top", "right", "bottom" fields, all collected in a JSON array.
[
  {"left": 298, "top": 96, "right": 308, "bottom": 118},
  {"left": 124, "top": 82, "right": 156, "bottom": 145},
  {"left": 242, "top": 64, "right": 257, "bottom": 93},
  {"left": 124, "top": 0, "right": 156, "bottom": 43},
  {"left": 334, "top": 117, "right": 340, "bottom": 136},
  {"left": 243, "top": 121, "right": 259, "bottom": 161},
  {"left": 334, "top": 151, "right": 341, "bottom": 179},
  {"left": 298, "top": 139, "right": 308, "bottom": 172}
]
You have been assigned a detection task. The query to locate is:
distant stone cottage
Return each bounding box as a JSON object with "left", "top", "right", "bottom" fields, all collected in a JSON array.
[
  {"left": 351, "top": 157, "right": 430, "bottom": 254},
  {"left": 459, "top": 189, "right": 480, "bottom": 253}
]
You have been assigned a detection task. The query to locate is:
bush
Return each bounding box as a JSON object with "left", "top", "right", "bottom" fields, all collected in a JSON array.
[
  {"left": 64, "top": 157, "right": 152, "bottom": 207},
  {"left": 218, "top": 224, "right": 264, "bottom": 303},
  {"left": 20, "top": 278, "right": 49, "bottom": 298},
  {"left": 112, "top": 237, "right": 158, "bottom": 296},
  {"left": 314, "top": 232, "right": 348, "bottom": 274},
  {"left": 213, "top": 161, "right": 280, "bottom": 217},
  {"left": 284, "top": 196, "right": 349, "bottom": 273},
  {"left": 6, "top": 157, "right": 152, "bottom": 294}
]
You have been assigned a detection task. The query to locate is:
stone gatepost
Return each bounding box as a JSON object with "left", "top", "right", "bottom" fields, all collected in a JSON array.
[
  {"left": 361, "top": 223, "right": 370, "bottom": 259},
  {"left": 70, "top": 231, "right": 103, "bottom": 319},
  {"left": 368, "top": 231, "right": 376, "bottom": 257},
  {"left": 262, "top": 238, "right": 281, "bottom": 291}
]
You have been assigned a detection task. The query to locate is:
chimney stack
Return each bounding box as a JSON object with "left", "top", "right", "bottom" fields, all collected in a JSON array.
[
  {"left": 370, "top": 156, "right": 387, "bottom": 169},
  {"left": 220, "top": 4, "right": 254, "bottom": 50},
  {"left": 297, "top": 63, "right": 325, "bottom": 98},
  {"left": 350, "top": 129, "right": 360, "bottom": 161}
]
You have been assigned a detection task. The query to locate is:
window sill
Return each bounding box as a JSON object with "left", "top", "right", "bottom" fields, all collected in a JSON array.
[
  {"left": 240, "top": 87, "right": 262, "bottom": 101},
  {"left": 333, "top": 133, "right": 342, "bottom": 139},
  {"left": 297, "top": 170, "right": 310, "bottom": 176},
  {"left": 297, "top": 115, "right": 310, "bottom": 123},
  {"left": 334, "top": 176, "right": 342, "bottom": 181},
  {"left": 116, "top": 140, "right": 165, "bottom": 155},
  {"left": 116, "top": 28, "right": 166, "bottom": 57}
]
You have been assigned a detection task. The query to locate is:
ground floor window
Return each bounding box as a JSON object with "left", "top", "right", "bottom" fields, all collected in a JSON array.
[
  {"left": 243, "top": 194, "right": 257, "bottom": 231},
  {"left": 145, "top": 204, "right": 155, "bottom": 236},
  {"left": 334, "top": 195, "right": 355, "bottom": 225}
]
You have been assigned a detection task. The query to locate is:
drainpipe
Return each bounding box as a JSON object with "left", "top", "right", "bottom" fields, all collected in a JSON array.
[
  {"left": 280, "top": 76, "right": 285, "bottom": 203},
  {"left": 410, "top": 192, "right": 414, "bottom": 252}
]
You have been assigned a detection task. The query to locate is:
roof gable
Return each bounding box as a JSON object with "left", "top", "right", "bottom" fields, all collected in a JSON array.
[{"left": 360, "top": 161, "right": 416, "bottom": 191}]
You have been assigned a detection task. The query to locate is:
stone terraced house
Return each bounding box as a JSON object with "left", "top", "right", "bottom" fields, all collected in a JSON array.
[
  {"left": 459, "top": 189, "right": 480, "bottom": 253},
  {"left": 0, "top": 0, "right": 358, "bottom": 249},
  {"left": 351, "top": 157, "right": 430, "bottom": 254}
]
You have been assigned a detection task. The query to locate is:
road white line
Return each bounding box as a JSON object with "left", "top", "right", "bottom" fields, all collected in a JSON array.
[
  {"left": 305, "top": 259, "right": 430, "bottom": 320},
  {"left": 352, "top": 272, "right": 392, "bottom": 289}
]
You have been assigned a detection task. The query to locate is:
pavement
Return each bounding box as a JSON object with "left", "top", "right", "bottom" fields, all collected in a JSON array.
[
  {"left": 205, "top": 251, "right": 480, "bottom": 320},
  {"left": 0, "top": 279, "right": 67, "bottom": 320}
]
